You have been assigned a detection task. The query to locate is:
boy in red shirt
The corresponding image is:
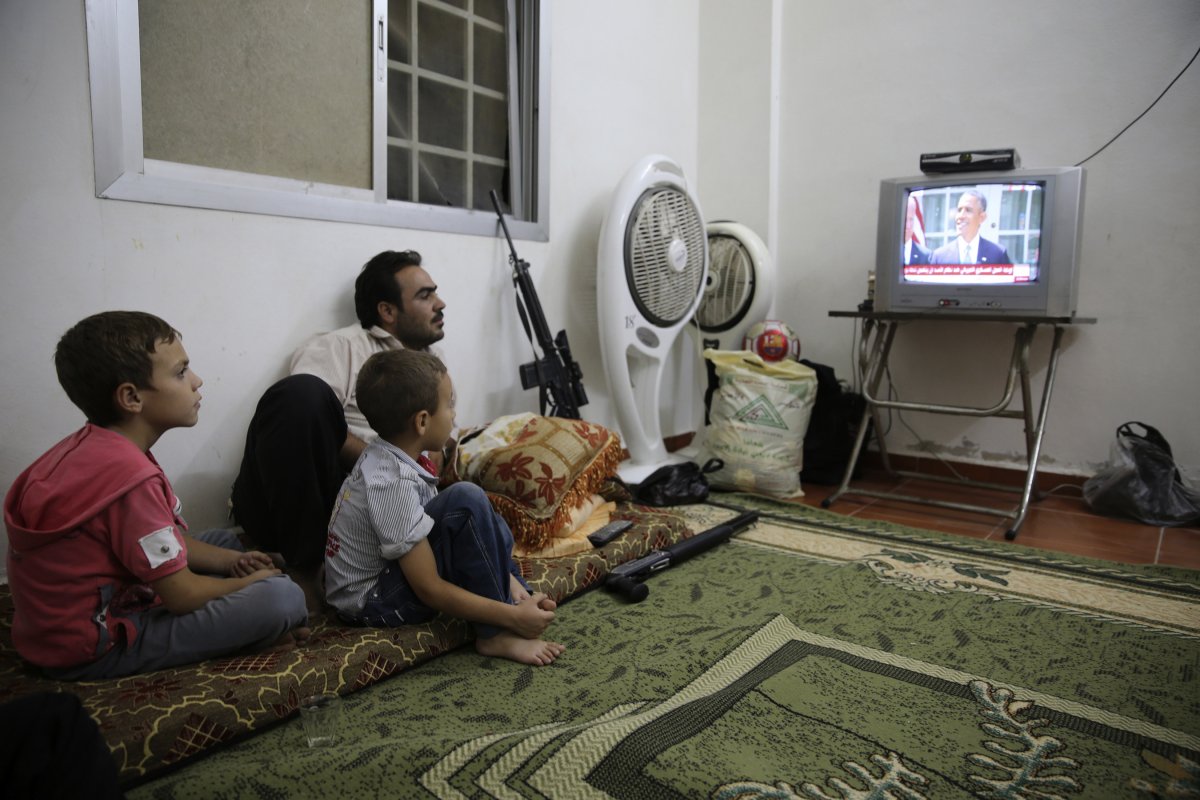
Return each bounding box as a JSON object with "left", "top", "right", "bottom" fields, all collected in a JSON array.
[{"left": 4, "top": 311, "right": 309, "bottom": 679}]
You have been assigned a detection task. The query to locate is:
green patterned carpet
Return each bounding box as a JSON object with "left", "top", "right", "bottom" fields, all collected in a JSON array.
[{"left": 129, "top": 495, "right": 1200, "bottom": 799}]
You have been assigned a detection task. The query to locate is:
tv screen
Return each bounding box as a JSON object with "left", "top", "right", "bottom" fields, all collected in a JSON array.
[
  {"left": 875, "top": 167, "right": 1084, "bottom": 316},
  {"left": 902, "top": 182, "right": 1044, "bottom": 285}
]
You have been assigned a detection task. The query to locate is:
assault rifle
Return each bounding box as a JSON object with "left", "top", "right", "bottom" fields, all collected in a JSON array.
[
  {"left": 489, "top": 189, "right": 588, "bottom": 419},
  {"left": 605, "top": 511, "right": 760, "bottom": 602}
]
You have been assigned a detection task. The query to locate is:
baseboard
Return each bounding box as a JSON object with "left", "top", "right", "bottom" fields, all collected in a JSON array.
[
  {"left": 664, "top": 432, "right": 696, "bottom": 453},
  {"left": 659, "top": 432, "right": 1085, "bottom": 493},
  {"left": 859, "top": 450, "right": 1087, "bottom": 492}
]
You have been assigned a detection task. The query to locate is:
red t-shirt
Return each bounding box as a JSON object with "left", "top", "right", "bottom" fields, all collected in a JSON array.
[{"left": 4, "top": 425, "right": 189, "bottom": 669}]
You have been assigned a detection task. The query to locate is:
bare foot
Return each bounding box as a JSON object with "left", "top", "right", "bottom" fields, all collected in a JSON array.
[
  {"left": 537, "top": 595, "right": 557, "bottom": 612},
  {"left": 475, "top": 631, "right": 565, "bottom": 666}
]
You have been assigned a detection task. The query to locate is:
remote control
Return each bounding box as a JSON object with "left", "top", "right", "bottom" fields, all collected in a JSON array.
[{"left": 587, "top": 519, "right": 633, "bottom": 547}]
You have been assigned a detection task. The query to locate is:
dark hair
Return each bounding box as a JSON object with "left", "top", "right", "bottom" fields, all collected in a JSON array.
[
  {"left": 356, "top": 349, "right": 447, "bottom": 439},
  {"left": 960, "top": 189, "right": 987, "bottom": 212},
  {"left": 354, "top": 250, "right": 423, "bottom": 329},
  {"left": 54, "top": 311, "right": 179, "bottom": 426}
]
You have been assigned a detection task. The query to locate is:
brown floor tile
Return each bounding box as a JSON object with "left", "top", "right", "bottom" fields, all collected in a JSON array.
[
  {"left": 991, "top": 506, "right": 1162, "bottom": 564},
  {"left": 1158, "top": 527, "right": 1200, "bottom": 570},
  {"left": 746, "top": 467, "right": 1194, "bottom": 570},
  {"left": 797, "top": 474, "right": 908, "bottom": 516},
  {"left": 748, "top": 465, "right": 1190, "bottom": 573},
  {"left": 852, "top": 502, "right": 1000, "bottom": 540}
]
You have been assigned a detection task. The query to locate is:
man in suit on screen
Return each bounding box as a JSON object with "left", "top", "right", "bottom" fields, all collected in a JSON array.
[{"left": 929, "top": 189, "right": 1011, "bottom": 265}]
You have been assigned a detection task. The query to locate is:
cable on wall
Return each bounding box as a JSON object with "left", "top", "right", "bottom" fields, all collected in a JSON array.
[{"left": 1075, "top": 44, "right": 1200, "bottom": 167}]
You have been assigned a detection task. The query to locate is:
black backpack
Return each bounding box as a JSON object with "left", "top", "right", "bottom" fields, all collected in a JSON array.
[{"left": 798, "top": 359, "right": 869, "bottom": 485}]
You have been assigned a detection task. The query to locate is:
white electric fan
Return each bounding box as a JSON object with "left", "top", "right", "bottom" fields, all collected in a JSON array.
[
  {"left": 695, "top": 221, "right": 775, "bottom": 349},
  {"left": 597, "top": 155, "right": 709, "bottom": 484}
]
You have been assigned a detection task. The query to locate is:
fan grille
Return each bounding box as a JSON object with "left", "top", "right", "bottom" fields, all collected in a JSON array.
[
  {"left": 624, "top": 186, "right": 707, "bottom": 327},
  {"left": 697, "top": 233, "right": 756, "bottom": 332}
]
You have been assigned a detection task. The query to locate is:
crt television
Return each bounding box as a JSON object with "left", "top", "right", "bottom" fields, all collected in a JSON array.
[{"left": 874, "top": 166, "right": 1085, "bottom": 316}]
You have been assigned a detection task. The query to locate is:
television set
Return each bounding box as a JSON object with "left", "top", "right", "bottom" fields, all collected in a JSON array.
[{"left": 873, "top": 166, "right": 1085, "bottom": 316}]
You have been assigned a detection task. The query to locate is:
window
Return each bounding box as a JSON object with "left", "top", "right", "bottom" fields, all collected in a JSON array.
[
  {"left": 385, "top": 0, "right": 521, "bottom": 213},
  {"left": 86, "top": 0, "right": 548, "bottom": 239}
]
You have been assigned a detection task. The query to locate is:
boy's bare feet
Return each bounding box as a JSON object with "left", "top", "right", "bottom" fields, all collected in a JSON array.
[
  {"left": 509, "top": 575, "right": 558, "bottom": 612},
  {"left": 475, "top": 631, "right": 565, "bottom": 666}
]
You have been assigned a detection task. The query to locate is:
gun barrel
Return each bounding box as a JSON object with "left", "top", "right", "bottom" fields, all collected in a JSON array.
[
  {"left": 603, "top": 511, "right": 758, "bottom": 603},
  {"left": 488, "top": 189, "right": 520, "bottom": 260},
  {"left": 663, "top": 511, "right": 759, "bottom": 563}
]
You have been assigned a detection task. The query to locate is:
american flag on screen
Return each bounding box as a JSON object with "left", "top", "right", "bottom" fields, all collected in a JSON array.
[{"left": 911, "top": 196, "right": 925, "bottom": 246}]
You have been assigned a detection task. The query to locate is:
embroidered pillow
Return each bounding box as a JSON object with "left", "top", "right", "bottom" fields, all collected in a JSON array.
[{"left": 453, "top": 415, "right": 622, "bottom": 551}]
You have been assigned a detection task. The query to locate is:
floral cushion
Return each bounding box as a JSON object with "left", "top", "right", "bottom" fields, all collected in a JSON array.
[{"left": 450, "top": 415, "right": 623, "bottom": 551}]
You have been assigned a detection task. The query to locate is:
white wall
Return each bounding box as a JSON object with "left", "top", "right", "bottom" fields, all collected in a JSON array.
[
  {"left": 0, "top": 0, "right": 699, "bottom": 568},
  {"left": 701, "top": 0, "right": 1200, "bottom": 477},
  {"left": 4, "top": 1, "right": 1199, "bottom": 578}
]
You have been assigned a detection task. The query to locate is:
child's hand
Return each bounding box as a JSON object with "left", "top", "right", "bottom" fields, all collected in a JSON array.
[
  {"left": 509, "top": 593, "right": 555, "bottom": 639},
  {"left": 230, "top": 550, "right": 277, "bottom": 577},
  {"left": 242, "top": 566, "right": 283, "bottom": 584},
  {"left": 509, "top": 574, "right": 531, "bottom": 604}
]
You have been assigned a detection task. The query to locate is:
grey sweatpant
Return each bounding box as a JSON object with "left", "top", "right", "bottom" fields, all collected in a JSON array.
[{"left": 47, "top": 529, "right": 308, "bottom": 680}]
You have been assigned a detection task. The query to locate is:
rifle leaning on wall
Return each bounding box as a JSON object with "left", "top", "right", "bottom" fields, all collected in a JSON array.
[{"left": 489, "top": 189, "right": 588, "bottom": 419}]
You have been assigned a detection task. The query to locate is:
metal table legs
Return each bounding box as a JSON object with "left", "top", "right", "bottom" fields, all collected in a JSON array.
[{"left": 821, "top": 319, "right": 1067, "bottom": 540}]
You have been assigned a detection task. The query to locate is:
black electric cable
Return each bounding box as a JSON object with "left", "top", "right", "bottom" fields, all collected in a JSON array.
[{"left": 1075, "top": 43, "right": 1200, "bottom": 167}]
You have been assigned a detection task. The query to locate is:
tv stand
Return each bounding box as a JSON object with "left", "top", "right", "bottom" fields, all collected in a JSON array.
[{"left": 823, "top": 310, "right": 1096, "bottom": 540}]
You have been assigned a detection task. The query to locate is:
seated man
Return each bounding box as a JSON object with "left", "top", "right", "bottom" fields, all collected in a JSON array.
[
  {"left": 324, "top": 350, "right": 564, "bottom": 665},
  {"left": 4, "top": 311, "right": 309, "bottom": 680},
  {"left": 231, "top": 251, "right": 446, "bottom": 594}
]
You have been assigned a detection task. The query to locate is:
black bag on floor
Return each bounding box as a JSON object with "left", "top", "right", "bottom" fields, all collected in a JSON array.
[
  {"left": 798, "top": 359, "right": 868, "bottom": 485},
  {"left": 1083, "top": 422, "right": 1200, "bottom": 526},
  {"left": 631, "top": 459, "right": 723, "bottom": 506}
]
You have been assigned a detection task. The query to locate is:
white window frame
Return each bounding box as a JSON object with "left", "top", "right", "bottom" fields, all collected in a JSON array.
[{"left": 84, "top": 0, "right": 550, "bottom": 240}]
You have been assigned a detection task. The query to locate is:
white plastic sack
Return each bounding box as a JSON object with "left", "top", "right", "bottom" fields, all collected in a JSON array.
[{"left": 701, "top": 349, "right": 817, "bottom": 498}]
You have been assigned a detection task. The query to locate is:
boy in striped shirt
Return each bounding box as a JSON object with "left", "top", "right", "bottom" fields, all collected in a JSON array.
[{"left": 324, "top": 350, "right": 564, "bottom": 666}]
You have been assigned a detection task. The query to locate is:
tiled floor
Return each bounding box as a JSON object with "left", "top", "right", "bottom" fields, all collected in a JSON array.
[{"left": 796, "top": 469, "right": 1200, "bottom": 570}]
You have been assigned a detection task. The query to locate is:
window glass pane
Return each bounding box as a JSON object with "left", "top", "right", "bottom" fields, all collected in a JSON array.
[
  {"left": 925, "top": 193, "right": 948, "bottom": 236},
  {"left": 441, "top": 0, "right": 467, "bottom": 8},
  {"left": 418, "top": 78, "right": 466, "bottom": 150},
  {"left": 476, "top": 0, "right": 505, "bottom": 25},
  {"left": 387, "top": 0, "right": 411, "bottom": 63},
  {"left": 1000, "top": 235, "right": 1024, "bottom": 262},
  {"left": 473, "top": 94, "right": 507, "bottom": 158},
  {"left": 139, "top": 0, "right": 371, "bottom": 189},
  {"left": 387, "top": 68, "right": 411, "bottom": 139},
  {"left": 387, "top": 145, "right": 412, "bottom": 201},
  {"left": 417, "top": 4, "right": 466, "bottom": 80},
  {"left": 999, "top": 191, "right": 1022, "bottom": 229},
  {"left": 1029, "top": 190, "right": 1043, "bottom": 231},
  {"left": 418, "top": 153, "right": 465, "bottom": 206},
  {"left": 473, "top": 23, "right": 506, "bottom": 91},
  {"left": 473, "top": 163, "right": 506, "bottom": 211}
]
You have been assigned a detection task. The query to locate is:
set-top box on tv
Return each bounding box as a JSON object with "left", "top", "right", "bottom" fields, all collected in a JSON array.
[{"left": 920, "top": 149, "right": 1020, "bottom": 174}]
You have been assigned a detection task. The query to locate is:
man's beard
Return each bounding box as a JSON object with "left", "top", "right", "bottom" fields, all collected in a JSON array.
[{"left": 396, "top": 316, "right": 445, "bottom": 349}]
